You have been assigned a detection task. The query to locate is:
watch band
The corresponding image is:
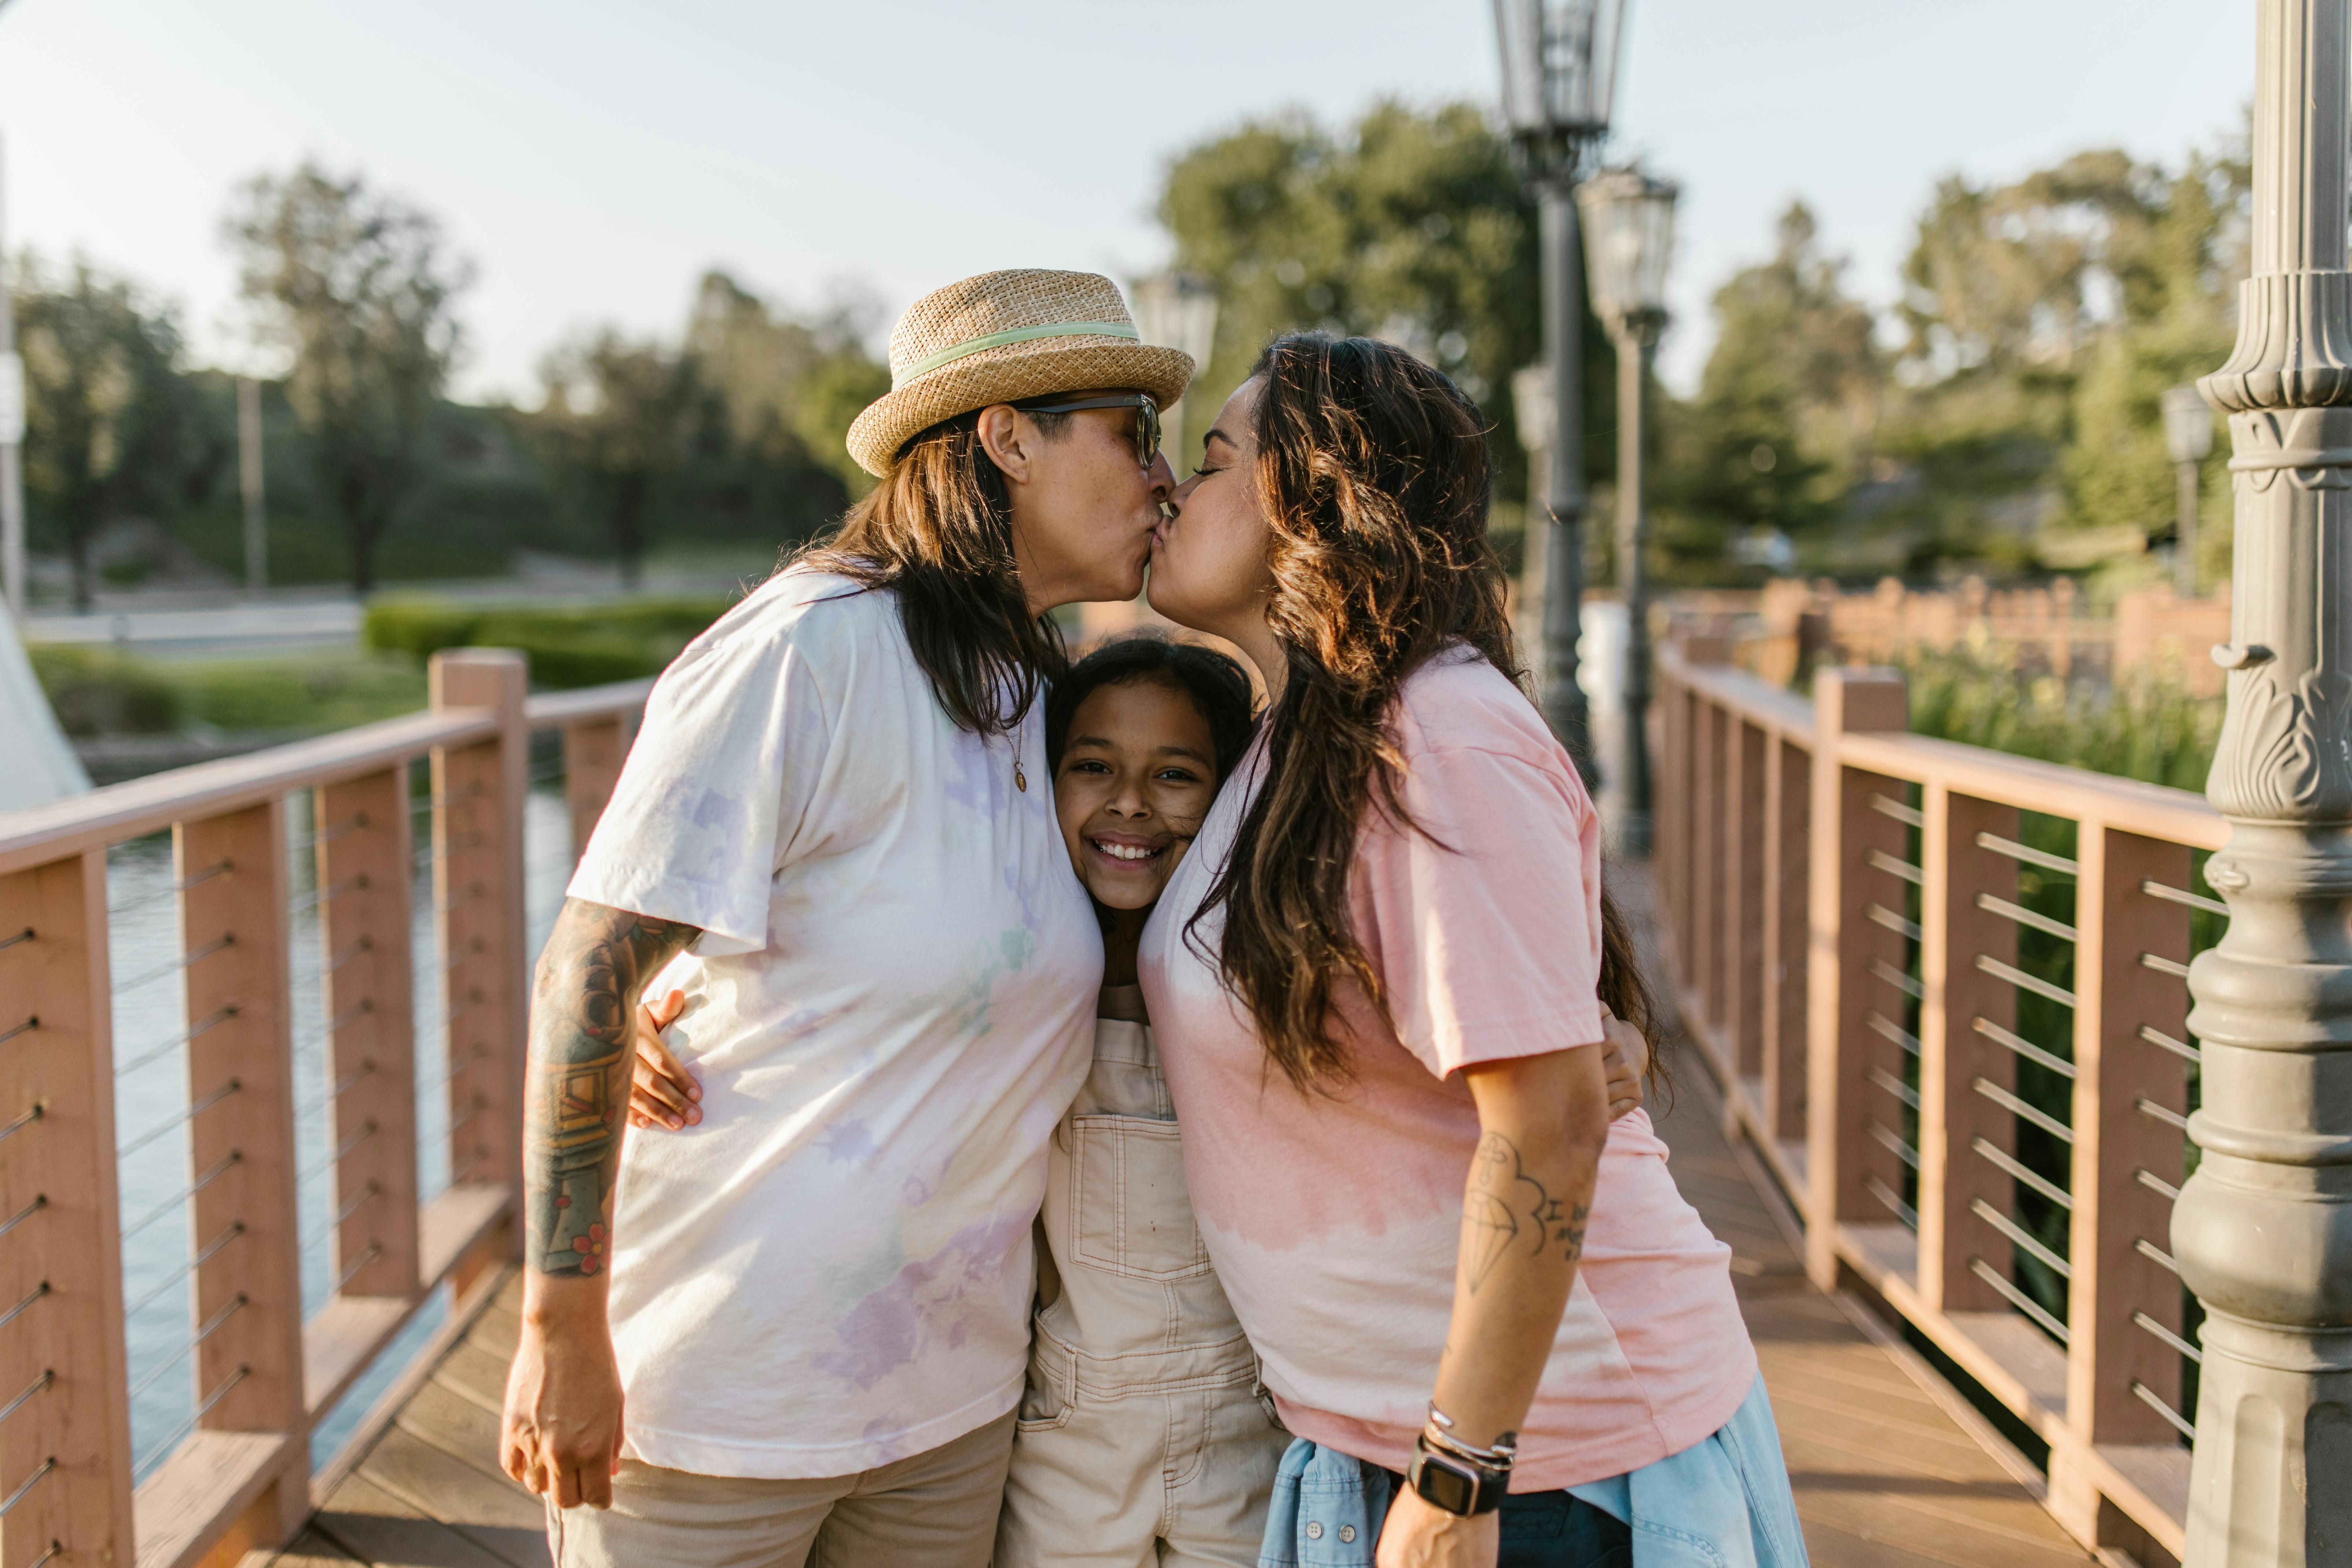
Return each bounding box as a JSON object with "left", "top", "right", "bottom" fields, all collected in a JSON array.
[{"left": 1405, "top": 1435, "right": 1509, "bottom": 1516}]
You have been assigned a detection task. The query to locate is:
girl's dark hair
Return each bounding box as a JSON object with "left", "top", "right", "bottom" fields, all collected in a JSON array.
[
  {"left": 794, "top": 407, "right": 1070, "bottom": 734},
  {"left": 1046, "top": 636, "right": 1258, "bottom": 782},
  {"left": 1194, "top": 331, "right": 1659, "bottom": 1092}
]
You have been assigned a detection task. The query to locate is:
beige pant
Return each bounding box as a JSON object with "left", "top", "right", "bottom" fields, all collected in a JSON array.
[
  {"left": 548, "top": 1411, "right": 1016, "bottom": 1568},
  {"left": 995, "top": 1326, "right": 1289, "bottom": 1568}
]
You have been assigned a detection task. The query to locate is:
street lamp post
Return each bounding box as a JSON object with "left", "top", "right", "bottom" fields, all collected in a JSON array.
[
  {"left": 2161, "top": 382, "right": 2212, "bottom": 598},
  {"left": 1129, "top": 272, "right": 1219, "bottom": 478},
  {"left": 2182, "top": 3, "right": 2352, "bottom": 1562},
  {"left": 1494, "top": 0, "right": 1628, "bottom": 782},
  {"left": 1580, "top": 166, "right": 1677, "bottom": 858}
]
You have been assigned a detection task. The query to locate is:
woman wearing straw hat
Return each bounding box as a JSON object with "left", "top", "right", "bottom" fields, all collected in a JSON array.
[{"left": 499, "top": 269, "right": 1193, "bottom": 1567}]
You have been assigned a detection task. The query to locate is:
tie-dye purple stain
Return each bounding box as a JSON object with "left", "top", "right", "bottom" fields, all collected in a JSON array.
[
  {"left": 940, "top": 724, "right": 1013, "bottom": 818},
  {"left": 819, "top": 1122, "right": 878, "bottom": 1165},
  {"left": 808, "top": 1206, "right": 1033, "bottom": 1390}
]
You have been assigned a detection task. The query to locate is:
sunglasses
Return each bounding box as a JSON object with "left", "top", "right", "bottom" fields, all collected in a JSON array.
[{"left": 1012, "top": 393, "right": 1162, "bottom": 470}]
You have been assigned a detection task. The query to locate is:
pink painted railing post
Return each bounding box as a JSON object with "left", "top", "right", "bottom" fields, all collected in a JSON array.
[
  {"left": 1682, "top": 637, "right": 1731, "bottom": 1054},
  {"left": 1724, "top": 717, "right": 1768, "bottom": 1103},
  {"left": 429, "top": 650, "right": 531, "bottom": 1296},
  {"left": 1762, "top": 731, "right": 1811, "bottom": 1149},
  {"left": 0, "top": 853, "right": 133, "bottom": 1568},
  {"left": 315, "top": 768, "right": 422, "bottom": 1305},
  {"left": 174, "top": 801, "right": 308, "bottom": 1547},
  {"left": 2060, "top": 825, "right": 2194, "bottom": 1545},
  {"left": 1914, "top": 787, "right": 2021, "bottom": 1316},
  {"left": 1803, "top": 668, "right": 1908, "bottom": 1290},
  {"left": 562, "top": 716, "right": 634, "bottom": 862}
]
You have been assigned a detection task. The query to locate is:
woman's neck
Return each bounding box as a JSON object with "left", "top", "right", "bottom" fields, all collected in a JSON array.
[
  {"left": 1225, "top": 615, "right": 1287, "bottom": 708},
  {"left": 1101, "top": 904, "right": 1151, "bottom": 988}
]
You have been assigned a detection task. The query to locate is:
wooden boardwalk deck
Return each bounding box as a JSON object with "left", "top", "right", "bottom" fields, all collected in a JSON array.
[{"left": 263, "top": 1065, "right": 2093, "bottom": 1568}]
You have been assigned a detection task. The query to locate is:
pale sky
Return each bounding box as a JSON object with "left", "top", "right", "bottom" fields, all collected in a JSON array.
[{"left": 0, "top": 0, "right": 2254, "bottom": 402}]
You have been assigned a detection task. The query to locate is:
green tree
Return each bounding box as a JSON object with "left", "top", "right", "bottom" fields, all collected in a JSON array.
[
  {"left": 535, "top": 331, "right": 700, "bottom": 587},
  {"left": 1156, "top": 99, "right": 1610, "bottom": 517},
  {"left": 1655, "top": 203, "right": 1883, "bottom": 583},
  {"left": 2055, "top": 147, "right": 2248, "bottom": 584},
  {"left": 685, "top": 271, "right": 888, "bottom": 497},
  {"left": 17, "top": 255, "right": 213, "bottom": 608},
  {"left": 226, "top": 162, "right": 471, "bottom": 593}
]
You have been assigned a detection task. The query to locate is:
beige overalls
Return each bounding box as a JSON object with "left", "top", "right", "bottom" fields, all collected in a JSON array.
[{"left": 995, "top": 985, "right": 1290, "bottom": 1567}]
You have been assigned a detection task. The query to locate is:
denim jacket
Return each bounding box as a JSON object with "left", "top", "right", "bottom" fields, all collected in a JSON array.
[{"left": 1258, "top": 1374, "right": 1808, "bottom": 1568}]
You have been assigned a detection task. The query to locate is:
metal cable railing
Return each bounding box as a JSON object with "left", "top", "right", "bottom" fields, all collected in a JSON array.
[
  {"left": 132, "top": 1365, "right": 248, "bottom": 1477},
  {"left": 114, "top": 1006, "right": 238, "bottom": 1079},
  {"left": 111, "top": 933, "right": 235, "bottom": 996},
  {"left": 1865, "top": 1011, "right": 1923, "bottom": 1056},
  {"left": 124, "top": 1223, "right": 245, "bottom": 1319},
  {"left": 119, "top": 1151, "right": 242, "bottom": 1242},
  {"left": 128, "top": 1293, "right": 248, "bottom": 1402},
  {"left": 1972, "top": 1015, "right": 2074, "bottom": 1079},
  {"left": 1974, "top": 952, "right": 2076, "bottom": 1009},
  {"left": 1975, "top": 831, "right": 2078, "bottom": 875},
  {"left": 118, "top": 1080, "right": 241, "bottom": 1161}
]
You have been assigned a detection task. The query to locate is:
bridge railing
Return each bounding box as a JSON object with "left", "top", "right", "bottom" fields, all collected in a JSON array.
[
  {"left": 1656, "top": 638, "right": 2212, "bottom": 1567},
  {"left": 0, "top": 650, "right": 647, "bottom": 1568}
]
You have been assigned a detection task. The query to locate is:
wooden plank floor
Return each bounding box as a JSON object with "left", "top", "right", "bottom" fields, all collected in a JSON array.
[
  {"left": 269, "top": 1052, "right": 2093, "bottom": 1567},
  {"left": 269, "top": 1279, "right": 551, "bottom": 1568}
]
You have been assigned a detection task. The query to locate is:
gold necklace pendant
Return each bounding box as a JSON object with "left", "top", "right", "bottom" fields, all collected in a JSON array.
[{"left": 1015, "top": 760, "right": 1028, "bottom": 792}]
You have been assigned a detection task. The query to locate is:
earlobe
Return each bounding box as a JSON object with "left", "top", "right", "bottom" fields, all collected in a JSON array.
[{"left": 977, "top": 404, "right": 1028, "bottom": 485}]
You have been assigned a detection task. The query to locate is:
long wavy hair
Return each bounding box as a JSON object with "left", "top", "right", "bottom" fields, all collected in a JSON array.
[
  {"left": 1193, "top": 332, "right": 1658, "bottom": 1092},
  {"left": 794, "top": 407, "right": 1070, "bottom": 734}
]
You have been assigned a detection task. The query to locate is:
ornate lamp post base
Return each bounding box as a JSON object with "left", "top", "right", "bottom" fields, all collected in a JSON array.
[{"left": 2182, "top": 5, "right": 2352, "bottom": 1563}]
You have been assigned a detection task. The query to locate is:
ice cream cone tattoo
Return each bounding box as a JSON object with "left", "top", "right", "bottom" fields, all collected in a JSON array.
[{"left": 1463, "top": 1131, "right": 1590, "bottom": 1294}]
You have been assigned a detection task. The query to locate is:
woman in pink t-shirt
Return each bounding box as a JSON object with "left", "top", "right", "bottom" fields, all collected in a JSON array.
[{"left": 1137, "top": 333, "right": 1806, "bottom": 1568}]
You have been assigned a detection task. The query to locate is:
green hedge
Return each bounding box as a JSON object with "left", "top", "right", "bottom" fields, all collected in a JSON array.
[
  {"left": 30, "top": 646, "right": 184, "bottom": 736},
  {"left": 363, "top": 596, "right": 738, "bottom": 688}
]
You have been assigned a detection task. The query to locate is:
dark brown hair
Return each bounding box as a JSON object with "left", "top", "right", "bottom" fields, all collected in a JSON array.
[
  {"left": 795, "top": 407, "right": 1071, "bottom": 734},
  {"left": 1193, "top": 332, "right": 1658, "bottom": 1091},
  {"left": 1046, "top": 636, "right": 1258, "bottom": 784}
]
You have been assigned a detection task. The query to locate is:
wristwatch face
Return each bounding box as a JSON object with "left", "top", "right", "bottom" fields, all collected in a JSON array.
[{"left": 1411, "top": 1452, "right": 1480, "bottom": 1516}]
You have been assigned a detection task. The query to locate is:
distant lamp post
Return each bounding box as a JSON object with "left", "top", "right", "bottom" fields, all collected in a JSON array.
[
  {"left": 1580, "top": 165, "right": 1677, "bottom": 857},
  {"left": 1129, "top": 272, "right": 1219, "bottom": 476},
  {"left": 2160, "top": 382, "right": 2213, "bottom": 596},
  {"left": 1495, "top": 0, "right": 1629, "bottom": 782}
]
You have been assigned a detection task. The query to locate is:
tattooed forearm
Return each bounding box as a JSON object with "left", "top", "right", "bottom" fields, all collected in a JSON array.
[
  {"left": 1462, "top": 1131, "right": 1592, "bottom": 1294},
  {"left": 524, "top": 897, "right": 700, "bottom": 1278}
]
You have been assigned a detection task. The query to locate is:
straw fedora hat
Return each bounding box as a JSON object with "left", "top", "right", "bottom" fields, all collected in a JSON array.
[{"left": 846, "top": 269, "right": 1197, "bottom": 477}]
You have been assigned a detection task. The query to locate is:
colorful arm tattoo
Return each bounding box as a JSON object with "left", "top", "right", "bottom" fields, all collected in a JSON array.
[{"left": 524, "top": 897, "right": 700, "bottom": 1277}]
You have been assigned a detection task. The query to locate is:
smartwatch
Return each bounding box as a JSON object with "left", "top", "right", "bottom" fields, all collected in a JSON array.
[{"left": 1404, "top": 1434, "right": 1510, "bottom": 1516}]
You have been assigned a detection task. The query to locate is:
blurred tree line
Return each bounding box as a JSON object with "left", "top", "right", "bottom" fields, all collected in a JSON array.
[
  {"left": 15, "top": 160, "right": 884, "bottom": 605},
  {"left": 19, "top": 117, "right": 2248, "bottom": 606},
  {"left": 1159, "top": 103, "right": 2251, "bottom": 592}
]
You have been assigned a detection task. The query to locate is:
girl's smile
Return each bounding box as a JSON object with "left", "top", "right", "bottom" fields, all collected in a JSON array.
[{"left": 1054, "top": 679, "right": 1220, "bottom": 911}]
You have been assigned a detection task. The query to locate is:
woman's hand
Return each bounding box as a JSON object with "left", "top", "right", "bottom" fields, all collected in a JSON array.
[
  {"left": 1377, "top": 1487, "right": 1499, "bottom": 1568},
  {"left": 1600, "top": 1010, "right": 1649, "bottom": 1120},
  {"left": 629, "top": 989, "right": 700, "bottom": 1130},
  {"left": 501, "top": 1294, "right": 627, "bottom": 1508}
]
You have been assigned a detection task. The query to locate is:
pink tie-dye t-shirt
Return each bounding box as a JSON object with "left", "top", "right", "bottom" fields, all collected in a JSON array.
[{"left": 1139, "top": 649, "right": 1756, "bottom": 1491}]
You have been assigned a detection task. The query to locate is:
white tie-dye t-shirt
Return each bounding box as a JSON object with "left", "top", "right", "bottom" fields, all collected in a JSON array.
[{"left": 568, "top": 568, "right": 1101, "bottom": 1479}]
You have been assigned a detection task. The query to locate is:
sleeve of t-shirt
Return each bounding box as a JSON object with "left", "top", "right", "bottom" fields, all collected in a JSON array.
[
  {"left": 566, "top": 606, "right": 836, "bottom": 956},
  {"left": 1355, "top": 743, "right": 1608, "bottom": 1077}
]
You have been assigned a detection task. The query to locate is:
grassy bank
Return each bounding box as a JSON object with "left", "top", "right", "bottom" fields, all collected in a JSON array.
[
  {"left": 362, "top": 595, "right": 735, "bottom": 688},
  {"left": 33, "top": 646, "right": 428, "bottom": 739}
]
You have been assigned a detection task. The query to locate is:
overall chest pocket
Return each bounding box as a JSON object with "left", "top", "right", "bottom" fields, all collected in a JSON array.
[{"left": 1067, "top": 1115, "right": 1210, "bottom": 1280}]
